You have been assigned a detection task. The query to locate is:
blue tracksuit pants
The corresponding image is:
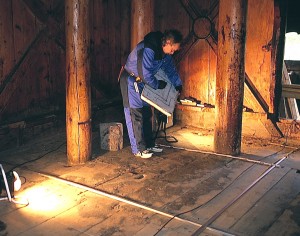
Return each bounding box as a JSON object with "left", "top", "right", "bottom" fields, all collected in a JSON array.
[{"left": 120, "top": 70, "right": 154, "bottom": 154}]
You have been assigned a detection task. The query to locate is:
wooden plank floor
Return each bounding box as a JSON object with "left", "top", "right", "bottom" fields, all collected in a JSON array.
[{"left": 0, "top": 125, "right": 299, "bottom": 236}]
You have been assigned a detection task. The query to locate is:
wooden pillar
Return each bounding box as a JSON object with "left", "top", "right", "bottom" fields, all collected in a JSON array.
[
  {"left": 65, "top": 0, "right": 92, "bottom": 165},
  {"left": 270, "top": 0, "right": 287, "bottom": 119},
  {"left": 214, "top": 0, "right": 248, "bottom": 155},
  {"left": 131, "top": 0, "right": 154, "bottom": 49}
]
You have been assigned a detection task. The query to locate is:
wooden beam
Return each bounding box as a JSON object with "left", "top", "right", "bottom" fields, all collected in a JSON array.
[
  {"left": 65, "top": 0, "right": 92, "bottom": 165},
  {"left": 23, "top": 0, "right": 49, "bottom": 22},
  {"left": 281, "top": 62, "right": 300, "bottom": 120},
  {"left": 282, "top": 84, "right": 300, "bottom": 99},
  {"left": 244, "top": 74, "right": 269, "bottom": 113},
  {"left": 213, "top": 0, "right": 247, "bottom": 156},
  {"left": 178, "top": 0, "right": 200, "bottom": 20},
  {"left": 131, "top": 0, "right": 154, "bottom": 49},
  {"left": 23, "top": 0, "right": 64, "bottom": 23},
  {"left": 23, "top": 0, "right": 65, "bottom": 49},
  {"left": 245, "top": 73, "right": 284, "bottom": 137}
]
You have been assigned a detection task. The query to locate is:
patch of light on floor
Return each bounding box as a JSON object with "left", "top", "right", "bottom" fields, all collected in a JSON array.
[
  {"left": 180, "top": 131, "right": 214, "bottom": 151},
  {"left": 284, "top": 32, "right": 300, "bottom": 61},
  {"left": 17, "top": 185, "right": 62, "bottom": 212}
]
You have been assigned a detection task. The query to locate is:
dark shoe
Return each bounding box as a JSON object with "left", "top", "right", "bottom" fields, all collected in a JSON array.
[{"left": 147, "top": 145, "right": 163, "bottom": 153}]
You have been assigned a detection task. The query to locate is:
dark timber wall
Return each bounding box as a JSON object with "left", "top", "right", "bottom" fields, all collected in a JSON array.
[{"left": 0, "top": 0, "right": 291, "bottom": 139}]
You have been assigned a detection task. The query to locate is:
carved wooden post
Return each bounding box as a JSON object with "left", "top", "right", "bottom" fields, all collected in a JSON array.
[
  {"left": 131, "top": 0, "right": 154, "bottom": 49},
  {"left": 214, "top": 0, "right": 248, "bottom": 155},
  {"left": 65, "top": 0, "right": 92, "bottom": 165}
]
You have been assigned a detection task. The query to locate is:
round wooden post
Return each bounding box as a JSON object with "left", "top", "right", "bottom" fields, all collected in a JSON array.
[
  {"left": 65, "top": 0, "right": 92, "bottom": 165},
  {"left": 214, "top": 0, "right": 248, "bottom": 155},
  {"left": 131, "top": 0, "right": 155, "bottom": 49}
]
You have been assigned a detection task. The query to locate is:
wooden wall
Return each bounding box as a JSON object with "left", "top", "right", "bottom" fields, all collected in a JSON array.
[
  {"left": 90, "top": 0, "right": 131, "bottom": 99},
  {"left": 244, "top": 0, "right": 275, "bottom": 112},
  {"left": 178, "top": 0, "right": 282, "bottom": 116},
  {"left": 0, "top": 0, "right": 284, "bottom": 129},
  {"left": 176, "top": 0, "right": 218, "bottom": 105},
  {"left": 0, "top": 0, "right": 65, "bottom": 123}
]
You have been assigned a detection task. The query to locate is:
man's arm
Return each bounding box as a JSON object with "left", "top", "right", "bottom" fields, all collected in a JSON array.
[
  {"left": 141, "top": 48, "right": 161, "bottom": 89},
  {"left": 161, "top": 55, "right": 182, "bottom": 88}
]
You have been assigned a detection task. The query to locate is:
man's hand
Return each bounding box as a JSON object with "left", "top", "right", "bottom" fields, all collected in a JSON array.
[
  {"left": 175, "top": 85, "right": 182, "bottom": 93},
  {"left": 158, "top": 80, "right": 167, "bottom": 89}
]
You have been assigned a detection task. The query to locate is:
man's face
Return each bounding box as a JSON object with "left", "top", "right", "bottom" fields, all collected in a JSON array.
[{"left": 162, "top": 40, "right": 180, "bottom": 55}]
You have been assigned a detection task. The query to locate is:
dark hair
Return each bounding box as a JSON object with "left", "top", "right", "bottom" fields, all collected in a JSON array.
[{"left": 162, "top": 29, "right": 183, "bottom": 46}]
